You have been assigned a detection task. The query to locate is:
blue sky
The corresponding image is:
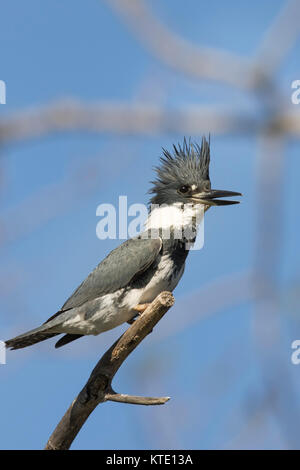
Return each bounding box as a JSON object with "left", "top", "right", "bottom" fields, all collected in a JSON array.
[{"left": 1, "top": 0, "right": 300, "bottom": 450}]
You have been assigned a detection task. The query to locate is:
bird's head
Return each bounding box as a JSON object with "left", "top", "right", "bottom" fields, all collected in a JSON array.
[{"left": 149, "top": 137, "right": 241, "bottom": 209}]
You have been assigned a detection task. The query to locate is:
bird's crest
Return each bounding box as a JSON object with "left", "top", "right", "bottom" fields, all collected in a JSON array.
[{"left": 149, "top": 136, "right": 211, "bottom": 204}]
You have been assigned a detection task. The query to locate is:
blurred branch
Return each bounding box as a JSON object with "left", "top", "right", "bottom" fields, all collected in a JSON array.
[
  {"left": 0, "top": 100, "right": 258, "bottom": 145},
  {"left": 44, "top": 292, "right": 174, "bottom": 450},
  {"left": 254, "top": 133, "right": 285, "bottom": 290},
  {"left": 3, "top": 100, "right": 300, "bottom": 149},
  {"left": 107, "top": 0, "right": 259, "bottom": 90},
  {"left": 252, "top": 133, "right": 300, "bottom": 449},
  {"left": 277, "top": 110, "right": 300, "bottom": 135},
  {"left": 255, "top": 0, "right": 300, "bottom": 75}
]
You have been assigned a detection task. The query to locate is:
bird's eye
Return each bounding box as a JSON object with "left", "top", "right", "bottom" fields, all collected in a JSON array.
[
  {"left": 179, "top": 185, "right": 190, "bottom": 194},
  {"left": 203, "top": 181, "right": 211, "bottom": 191}
]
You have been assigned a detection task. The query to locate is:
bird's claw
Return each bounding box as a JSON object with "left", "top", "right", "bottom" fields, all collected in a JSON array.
[
  {"left": 127, "top": 303, "right": 151, "bottom": 325},
  {"left": 133, "top": 303, "right": 151, "bottom": 313}
]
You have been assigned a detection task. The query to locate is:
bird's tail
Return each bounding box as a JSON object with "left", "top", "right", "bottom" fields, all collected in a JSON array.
[{"left": 5, "top": 325, "right": 59, "bottom": 350}]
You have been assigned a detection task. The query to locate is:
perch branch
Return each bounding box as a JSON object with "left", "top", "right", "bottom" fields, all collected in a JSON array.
[{"left": 44, "top": 291, "right": 174, "bottom": 450}]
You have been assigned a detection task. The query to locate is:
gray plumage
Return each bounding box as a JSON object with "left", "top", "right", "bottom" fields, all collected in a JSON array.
[
  {"left": 62, "top": 237, "right": 162, "bottom": 310},
  {"left": 6, "top": 136, "right": 241, "bottom": 351},
  {"left": 6, "top": 237, "right": 162, "bottom": 349}
]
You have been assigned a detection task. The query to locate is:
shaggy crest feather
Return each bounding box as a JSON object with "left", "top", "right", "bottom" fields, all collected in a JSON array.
[{"left": 149, "top": 136, "right": 211, "bottom": 205}]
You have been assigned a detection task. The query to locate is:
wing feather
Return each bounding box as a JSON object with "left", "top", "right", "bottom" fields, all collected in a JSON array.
[{"left": 60, "top": 237, "right": 162, "bottom": 311}]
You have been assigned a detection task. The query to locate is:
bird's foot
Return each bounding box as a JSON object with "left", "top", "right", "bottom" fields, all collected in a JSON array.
[
  {"left": 127, "top": 303, "right": 151, "bottom": 325},
  {"left": 133, "top": 303, "right": 151, "bottom": 313}
]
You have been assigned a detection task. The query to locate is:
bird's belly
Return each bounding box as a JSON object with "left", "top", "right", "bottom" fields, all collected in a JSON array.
[
  {"left": 132, "top": 254, "right": 185, "bottom": 303},
  {"left": 61, "top": 256, "right": 184, "bottom": 336},
  {"left": 61, "top": 289, "right": 137, "bottom": 335}
]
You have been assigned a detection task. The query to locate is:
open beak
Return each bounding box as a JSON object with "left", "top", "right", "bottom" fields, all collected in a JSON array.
[{"left": 192, "top": 189, "right": 242, "bottom": 206}]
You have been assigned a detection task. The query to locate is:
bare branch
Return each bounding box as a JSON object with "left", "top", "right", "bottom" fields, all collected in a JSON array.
[
  {"left": 107, "top": 0, "right": 259, "bottom": 90},
  {"left": 44, "top": 291, "right": 174, "bottom": 451},
  {"left": 106, "top": 391, "right": 170, "bottom": 405}
]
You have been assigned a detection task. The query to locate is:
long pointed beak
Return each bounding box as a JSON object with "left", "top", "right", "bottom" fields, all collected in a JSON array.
[{"left": 192, "top": 189, "right": 242, "bottom": 206}]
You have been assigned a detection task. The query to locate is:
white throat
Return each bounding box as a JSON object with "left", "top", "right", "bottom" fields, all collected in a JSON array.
[{"left": 145, "top": 202, "right": 204, "bottom": 232}]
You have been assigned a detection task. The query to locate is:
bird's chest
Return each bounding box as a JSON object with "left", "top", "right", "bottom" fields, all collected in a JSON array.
[
  {"left": 85, "top": 249, "right": 186, "bottom": 333},
  {"left": 136, "top": 253, "right": 184, "bottom": 303}
]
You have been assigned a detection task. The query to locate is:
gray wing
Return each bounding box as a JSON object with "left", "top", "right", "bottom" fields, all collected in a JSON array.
[{"left": 61, "top": 236, "right": 162, "bottom": 311}]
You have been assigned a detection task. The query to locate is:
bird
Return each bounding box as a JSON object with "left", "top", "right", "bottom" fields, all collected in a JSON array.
[{"left": 5, "top": 137, "right": 241, "bottom": 351}]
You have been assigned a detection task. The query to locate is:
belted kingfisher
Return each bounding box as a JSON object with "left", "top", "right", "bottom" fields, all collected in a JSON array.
[{"left": 6, "top": 137, "right": 241, "bottom": 351}]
